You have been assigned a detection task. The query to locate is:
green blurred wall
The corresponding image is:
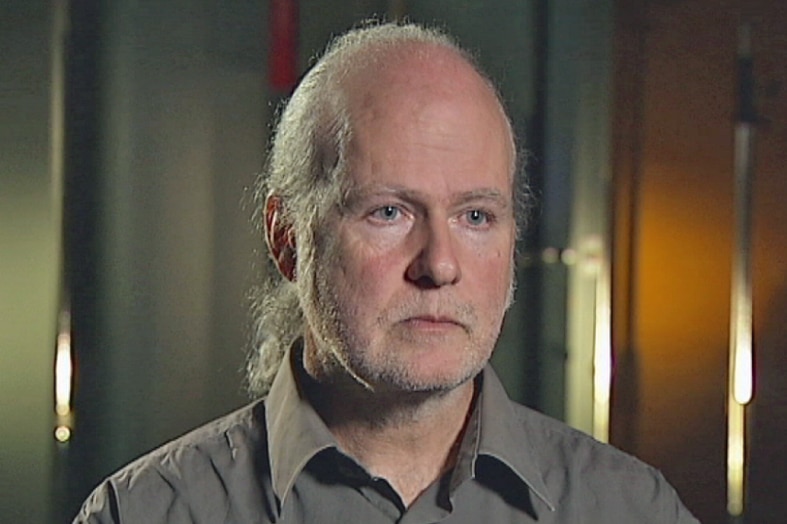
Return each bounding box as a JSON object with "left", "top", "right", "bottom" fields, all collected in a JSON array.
[{"left": 0, "top": 2, "right": 58, "bottom": 523}]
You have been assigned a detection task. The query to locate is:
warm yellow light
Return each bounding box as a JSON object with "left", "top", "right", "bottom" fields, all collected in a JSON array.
[
  {"left": 729, "top": 273, "right": 753, "bottom": 406},
  {"left": 727, "top": 296, "right": 751, "bottom": 515},
  {"left": 593, "top": 348, "right": 612, "bottom": 443},
  {"left": 593, "top": 284, "right": 612, "bottom": 407},
  {"left": 592, "top": 240, "right": 612, "bottom": 443},
  {"left": 54, "top": 425, "right": 71, "bottom": 443},
  {"left": 732, "top": 338, "right": 753, "bottom": 405},
  {"left": 727, "top": 400, "right": 745, "bottom": 516},
  {"left": 54, "top": 319, "right": 72, "bottom": 416}
]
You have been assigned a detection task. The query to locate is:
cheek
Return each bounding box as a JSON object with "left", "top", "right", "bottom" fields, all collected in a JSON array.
[
  {"left": 463, "top": 234, "right": 514, "bottom": 282},
  {"left": 333, "top": 234, "right": 404, "bottom": 300},
  {"left": 468, "top": 245, "right": 514, "bottom": 302},
  {"left": 481, "top": 256, "right": 512, "bottom": 288}
]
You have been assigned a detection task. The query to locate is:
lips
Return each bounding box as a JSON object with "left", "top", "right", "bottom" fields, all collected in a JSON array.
[
  {"left": 401, "top": 315, "right": 466, "bottom": 331},
  {"left": 409, "top": 314, "right": 460, "bottom": 324}
]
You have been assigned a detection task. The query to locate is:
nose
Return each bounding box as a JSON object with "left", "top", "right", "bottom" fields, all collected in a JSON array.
[{"left": 406, "top": 218, "right": 461, "bottom": 288}]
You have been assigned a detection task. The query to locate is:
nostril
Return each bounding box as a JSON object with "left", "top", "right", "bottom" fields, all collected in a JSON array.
[
  {"left": 409, "top": 274, "right": 442, "bottom": 290},
  {"left": 406, "top": 255, "right": 460, "bottom": 288}
]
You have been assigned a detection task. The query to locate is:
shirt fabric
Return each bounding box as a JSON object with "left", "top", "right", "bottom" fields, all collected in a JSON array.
[{"left": 75, "top": 350, "right": 700, "bottom": 523}]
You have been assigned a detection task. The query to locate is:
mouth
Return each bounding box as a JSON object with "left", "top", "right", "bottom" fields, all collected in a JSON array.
[{"left": 402, "top": 315, "right": 465, "bottom": 331}]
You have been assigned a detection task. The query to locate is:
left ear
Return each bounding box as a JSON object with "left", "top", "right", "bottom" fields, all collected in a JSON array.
[{"left": 264, "top": 195, "right": 297, "bottom": 281}]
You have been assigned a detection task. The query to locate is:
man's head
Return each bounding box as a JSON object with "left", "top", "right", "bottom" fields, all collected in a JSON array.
[{"left": 249, "top": 22, "right": 525, "bottom": 396}]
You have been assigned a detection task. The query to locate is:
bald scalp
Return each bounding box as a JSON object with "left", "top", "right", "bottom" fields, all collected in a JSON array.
[{"left": 340, "top": 42, "right": 517, "bottom": 187}]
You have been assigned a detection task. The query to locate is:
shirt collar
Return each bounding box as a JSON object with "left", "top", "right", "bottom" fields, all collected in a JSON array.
[
  {"left": 265, "top": 344, "right": 337, "bottom": 506},
  {"left": 473, "top": 365, "right": 557, "bottom": 511},
  {"left": 265, "top": 349, "right": 556, "bottom": 512}
]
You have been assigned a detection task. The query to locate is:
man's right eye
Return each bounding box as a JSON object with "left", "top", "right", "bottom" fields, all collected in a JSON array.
[{"left": 370, "top": 205, "right": 401, "bottom": 221}]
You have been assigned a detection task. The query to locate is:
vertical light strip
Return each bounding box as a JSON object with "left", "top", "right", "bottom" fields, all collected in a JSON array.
[
  {"left": 54, "top": 310, "right": 73, "bottom": 443},
  {"left": 729, "top": 124, "right": 755, "bottom": 409},
  {"left": 54, "top": 311, "right": 73, "bottom": 416},
  {"left": 727, "top": 400, "right": 746, "bottom": 516},
  {"left": 727, "top": 23, "right": 755, "bottom": 518},
  {"left": 593, "top": 251, "right": 612, "bottom": 443},
  {"left": 51, "top": 0, "right": 71, "bottom": 443}
]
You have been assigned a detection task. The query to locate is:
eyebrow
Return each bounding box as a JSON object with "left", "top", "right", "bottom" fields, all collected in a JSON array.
[{"left": 453, "top": 188, "right": 511, "bottom": 208}]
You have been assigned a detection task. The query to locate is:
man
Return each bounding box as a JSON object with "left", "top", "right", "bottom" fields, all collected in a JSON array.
[{"left": 76, "top": 22, "right": 699, "bottom": 523}]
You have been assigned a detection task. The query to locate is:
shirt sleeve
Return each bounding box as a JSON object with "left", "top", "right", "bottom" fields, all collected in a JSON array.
[{"left": 73, "top": 481, "right": 121, "bottom": 524}]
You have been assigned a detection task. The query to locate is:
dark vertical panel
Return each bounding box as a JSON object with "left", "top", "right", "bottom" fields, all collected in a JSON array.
[
  {"left": 61, "top": 1, "right": 108, "bottom": 520},
  {"left": 513, "top": 0, "right": 550, "bottom": 411}
]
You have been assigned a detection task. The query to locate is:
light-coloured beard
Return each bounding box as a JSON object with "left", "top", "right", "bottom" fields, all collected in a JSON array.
[
  {"left": 349, "top": 296, "right": 485, "bottom": 393},
  {"left": 302, "top": 250, "right": 513, "bottom": 395}
]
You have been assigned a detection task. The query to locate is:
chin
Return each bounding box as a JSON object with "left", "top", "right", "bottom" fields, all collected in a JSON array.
[{"left": 360, "top": 352, "right": 487, "bottom": 394}]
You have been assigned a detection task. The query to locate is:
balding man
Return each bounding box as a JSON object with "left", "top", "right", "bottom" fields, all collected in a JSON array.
[{"left": 75, "top": 23, "right": 699, "bottom": 523}]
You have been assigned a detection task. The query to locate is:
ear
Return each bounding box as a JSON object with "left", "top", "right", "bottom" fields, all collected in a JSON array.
[{"left": 264, "top": 195, "right": 297, "bottom": 281}]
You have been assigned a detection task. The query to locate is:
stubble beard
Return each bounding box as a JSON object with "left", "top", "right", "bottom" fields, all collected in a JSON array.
[{"left": 304, "top": 263, "right": 507, "bottom": 397}]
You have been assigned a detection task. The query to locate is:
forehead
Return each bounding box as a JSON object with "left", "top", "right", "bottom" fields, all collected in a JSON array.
[{"left": 342, "top": 44, "right": 515, "bottom": 197}]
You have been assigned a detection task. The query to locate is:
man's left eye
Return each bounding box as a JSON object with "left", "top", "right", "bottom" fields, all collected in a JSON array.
[{"left": 465, "top": 209, "right": 489, "bottom": 226}]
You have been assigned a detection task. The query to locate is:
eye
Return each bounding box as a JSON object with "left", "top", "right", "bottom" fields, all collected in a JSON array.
[
  {"left": 370, "top": 205, "right": 402, "bottom": 222},
  {"left": 465, "top": 209, "right": 490, "bottom": 226}
]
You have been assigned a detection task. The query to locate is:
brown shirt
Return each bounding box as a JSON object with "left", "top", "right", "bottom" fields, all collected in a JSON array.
[{"left": 75, "top": 353, "right": 699, "bottom": 523}]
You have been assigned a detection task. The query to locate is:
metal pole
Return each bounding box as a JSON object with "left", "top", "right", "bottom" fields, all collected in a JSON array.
[{"left": 727, "top": 22, "right": 756, "bottom": 521}]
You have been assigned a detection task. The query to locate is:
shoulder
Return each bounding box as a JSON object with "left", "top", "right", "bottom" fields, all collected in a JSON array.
[
  {"left": 509, "top": 403, "right": 698, "bottom": 523},
  {"left": 512, "top": 402, "right": 652, "bottom": 475},
  {"left": 74, "top": 401, "right": 277, "bottom": 523}
]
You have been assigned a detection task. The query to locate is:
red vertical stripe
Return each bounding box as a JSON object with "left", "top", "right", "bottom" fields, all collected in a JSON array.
[{"left": 269, "top": 0, "right": 299, "bottom": 92}]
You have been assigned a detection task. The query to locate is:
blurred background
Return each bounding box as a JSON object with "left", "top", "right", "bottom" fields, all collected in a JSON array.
[{"left": 2, "top": 1, "right": 785, "bottom": 522}]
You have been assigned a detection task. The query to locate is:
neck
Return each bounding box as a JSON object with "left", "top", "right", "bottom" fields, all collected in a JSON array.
[{"left": 300, "top": 355, "right": 477, "bottom": 507}]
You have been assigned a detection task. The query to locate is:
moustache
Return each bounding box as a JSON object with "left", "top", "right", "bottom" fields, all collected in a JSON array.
[{"left": 380, "top": 296, "right": 477, "bottom": 331}]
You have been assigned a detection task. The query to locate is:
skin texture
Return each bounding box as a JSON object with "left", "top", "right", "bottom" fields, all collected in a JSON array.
[{"left": 268, "top": 42, "right": 516, "bottom": 506}]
